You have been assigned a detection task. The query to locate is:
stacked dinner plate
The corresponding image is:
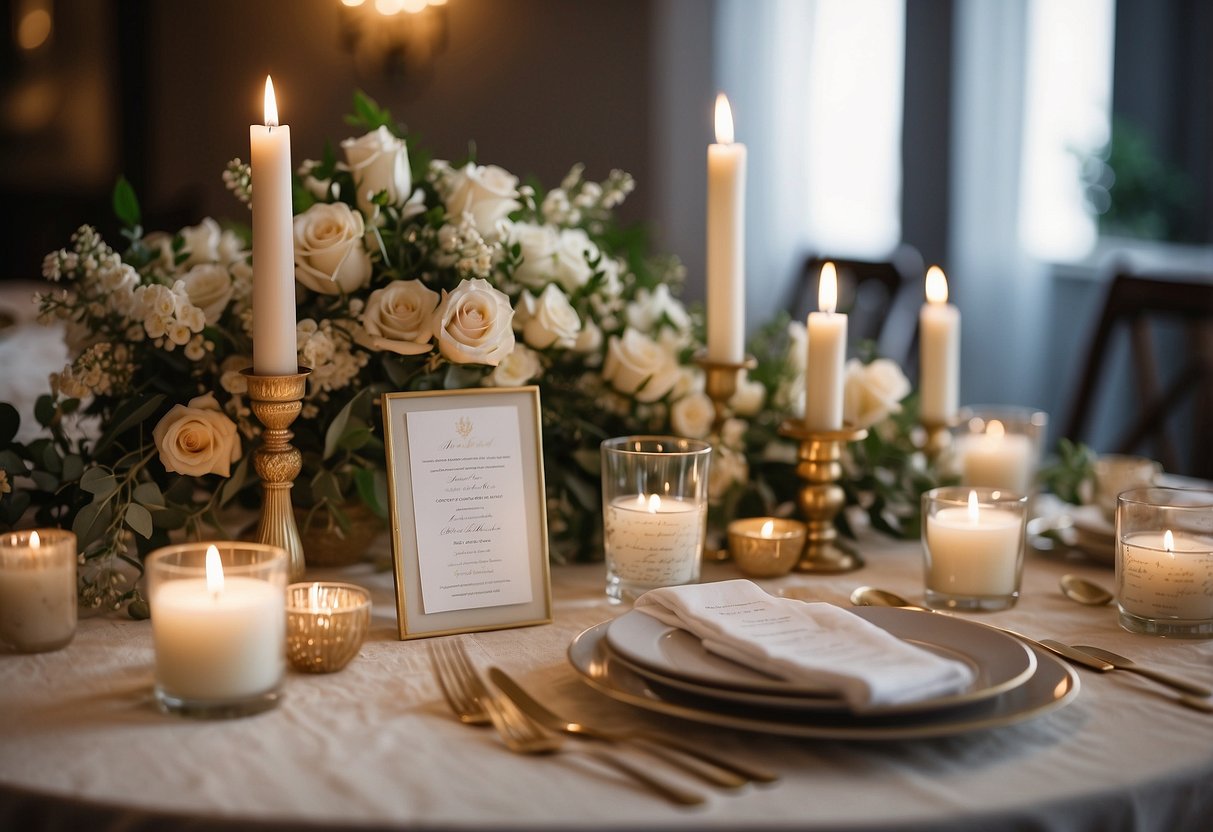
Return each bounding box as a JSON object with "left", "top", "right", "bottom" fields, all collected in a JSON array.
[{"left": 567, "top": 606, "right": 1080, "bottom": 740}]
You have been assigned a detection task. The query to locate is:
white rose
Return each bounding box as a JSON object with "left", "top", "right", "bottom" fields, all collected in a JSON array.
[
  {"left": 487, "top": 343, "right": 542, "bottom": 387},
  {"left": 671, "top": 392, "right": 715, "bottom": 440},
  {"left": 152, "top": 393, "right": 241, "bottom": 477},
  {"left": 359, "top": 279, "right": 440, "bottom": 356},
  {"left": 293, "top": 202, "right": 372, "bottom": 295},
  {"left": 786, "top": 320, "right": 808, "bottom": 371},
  {"left": 516, "top": 284, "right": 581, "bottom": 349},
  {"left": 297, "top": 158, "right": 338, "bottom": 201},
  {"left": 843, "top": 358, "right": 911, "bottom": 429},
  {"left": 573, "top": 318, "right": 602, "bottom": 355},
  {"left": 178, "top": 218, "right": 223, "bottom": 266},
  {"left": 602, "top": 328, "right": 681, "bottom": 402},
  {"left": 432, "top": 278, "right": 515, "bottom": 366},
  {"left": 708, "top": 445, "right": 749, "bottom": 502},
  {"left": 729, "top": 370, "right": 767, "bottom": 418},
  {"left": 625, "top": 284, "right": 692, "bottom": 334},
  {"left": 179, "top": 263, "right": 234, "bottom": 325},
  {"left": 510, "top": 223, "right": 596, "bottom": 292},
  {"left": 341, "top": 125, "right": 411, "bottom": 219},
  {"left": 441, "top": 162, "right": 520, "bottom": 240},
  {"left": 553, "top": 228, "right": 598, "bottom": 291}
]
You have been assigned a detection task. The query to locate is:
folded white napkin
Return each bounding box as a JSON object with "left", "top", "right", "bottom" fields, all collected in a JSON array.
[{"left": 634, "top": 580, "right": 976, "bottom": 712}]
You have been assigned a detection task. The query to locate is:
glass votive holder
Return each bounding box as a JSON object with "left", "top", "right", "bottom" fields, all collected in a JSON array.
[
  {"left": 286, "top": 582, "right": 371, "bottom": 673},
  {"left": 922, "top": 487, "right": 1028, "bottom": 611},
  {"left": 728, "top": 518, "right": 806, "bottom": 578},
  {"left": 1093, "top": 454, "right": 1161, "bottom": 522},
  {"left": 146, "top": 541, "right": 288, "bottom": 718},
  {"left": 1115, "top": 487, "right": 1213, "bottom": 638},
  {"left": 952, "top": 405, "right": 1048, "bottom": 496},
  {"left": 0, "top": 529, "right": 77, "bottom": 653},
  {"left": 601, "top": 436, "right": 712, "bottom": 603}
]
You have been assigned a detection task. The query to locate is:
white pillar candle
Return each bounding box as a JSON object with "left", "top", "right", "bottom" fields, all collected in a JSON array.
[
  {"left": 604, "top": 494, "right": 705, "bottom": 587},
  {"left": 957, "top": 419, "right": 1034, "bottom": 494},
  {"left": 0, "top": 530, "right": 76, "bottom": 653},
  {"left": 1119, "top": 530, "right": 1213, "bottom": 621},
  {"left": 919, "top": 266, "right": 959, "bottom": 424},
  {"left": 150, "top": 545, "right": 285, "bottom": 701},
  {"left": 250, "top": 75, "right": 298, "bottom": 376},
  {"left": 706, "top": 92, "right": 747, "bottom": 363},
  {"left": 804, "top": 262, "right": 847, "bottom": 430},
  {"left": 925, "top": 492, "right": 1023, "bottom": 596}
]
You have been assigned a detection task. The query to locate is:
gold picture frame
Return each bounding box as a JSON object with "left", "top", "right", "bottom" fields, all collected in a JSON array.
[{"left": 381, "top": 387, "right": 552, "bottom": 639}]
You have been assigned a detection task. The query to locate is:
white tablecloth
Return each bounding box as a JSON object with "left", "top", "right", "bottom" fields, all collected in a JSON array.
[{"left": 2, "top": 531, "right": 1211, "bottom": 832}]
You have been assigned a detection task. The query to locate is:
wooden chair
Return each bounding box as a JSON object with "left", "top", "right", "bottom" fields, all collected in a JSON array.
[
  {"left": 789, "top": 245, "right": 924, "bottom": 367},
  {"left": 1062, "top": 272, "right": 1213, "bottom": 478}
]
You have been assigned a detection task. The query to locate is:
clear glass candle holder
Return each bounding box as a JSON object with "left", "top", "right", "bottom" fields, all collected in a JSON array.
[
  {"left": 727, "top": 517, "right": 806, "bottom": 578},
  {"left": 601, "top": 436, "right": 712, "bottom": 603},
  {"left": 952, "top": 405, "right": 1048, "bottom": 496},
  {"left": 146, "top": 541, "right": 288, "bottom": 718},
  {"left": 286, "top": 582, "right": 371, "bottom": 673},
  {"left": 922, "top": 487, "right": 1028, "bottom": 611},
  {"left": 1115, "top": 487, "right": 1213, "bottom": 638},
  {"left": 1093, "top": 454, "right": 1161, "bottom": 522},
  {"left": 0, "top": 529, "right": 77, "bottom": 653}
]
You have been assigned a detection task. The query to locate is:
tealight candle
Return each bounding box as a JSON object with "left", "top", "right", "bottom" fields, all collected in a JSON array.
[
  {"left": 286, "top": 581, "right": 371, "bottom": 673},
  {"left": 0, "top": 529, "right": 77, "bottom": 653},
  {"left": 147, "top": 541, "right": 287, "bottom": 717},
  {"left": 922, "top": 488, "right": 1027, "bottom": 611},
  {"left": 728, "top": 517, "right": 807, "bottom": 578},
  {"left": 955, "top": 411, "right": 1042, "bottom": 495}
]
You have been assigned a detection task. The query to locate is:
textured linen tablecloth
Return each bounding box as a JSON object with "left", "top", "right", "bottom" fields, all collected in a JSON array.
[{"left": 1, "top": 531, "right": 1212, "bottom": 832}]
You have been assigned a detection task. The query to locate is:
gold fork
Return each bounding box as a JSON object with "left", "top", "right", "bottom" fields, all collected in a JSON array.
[{"left": 428, "top": 639, "right": 704, "bottom": 807}]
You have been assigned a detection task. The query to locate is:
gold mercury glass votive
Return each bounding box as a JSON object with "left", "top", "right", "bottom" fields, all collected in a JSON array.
[
  {"left": 728, "top": 518, "right": 808, "bottom": 578},
  {"left": 286, "top": 582, "right": 371, "bottom": 673}
]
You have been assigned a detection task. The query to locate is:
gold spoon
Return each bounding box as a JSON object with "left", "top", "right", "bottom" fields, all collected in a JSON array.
[{"left": 1059, "top": 574, "right": 1114, "bottom": 606}]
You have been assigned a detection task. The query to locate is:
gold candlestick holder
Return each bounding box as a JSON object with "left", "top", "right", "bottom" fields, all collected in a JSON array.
[
  {"left": 242, "top": 367, "right": 312, "bottom": 582},
  {"left": 695, "top": 352, "right": 758, "bottom": 436},
  {"left": 777, "top": 420, "right": 868, "bottom": 573},
  {"left": 921, "top": 418, "right": 955, "bottom": 464}
]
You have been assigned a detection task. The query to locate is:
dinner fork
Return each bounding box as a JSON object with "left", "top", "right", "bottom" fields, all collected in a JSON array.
[{"left": 428, "top": 639, "right": 704, "bottom": 806}]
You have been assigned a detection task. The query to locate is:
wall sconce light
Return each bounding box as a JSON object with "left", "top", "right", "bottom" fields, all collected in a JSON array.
[{"left": 339, "top": 0, "right": 449, "bottom": 81}]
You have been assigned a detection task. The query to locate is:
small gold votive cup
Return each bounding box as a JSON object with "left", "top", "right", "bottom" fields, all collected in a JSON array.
[
  {"left": 728, "top": 518, "right": 807, "bottom": 578},
  {"left": 286, "top": 582, "right": 371, "bottom": 673}
]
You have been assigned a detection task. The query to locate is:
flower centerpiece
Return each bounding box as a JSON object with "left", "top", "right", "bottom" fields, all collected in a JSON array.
[{"left": 0, "top": 92, "right": 946, "bottom": 616}]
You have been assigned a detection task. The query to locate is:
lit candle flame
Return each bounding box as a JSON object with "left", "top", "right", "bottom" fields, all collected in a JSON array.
[
  {"left": 818, "top": 262, "right": 838, "bottom": 315},
  {"left": 205, "top": 544, "right": 224, "bottom": 595},
  {"left": 714, "top": 93, "right": 735, "bottom": 145},
  {"left": 646, "top": 494, "right": 662, "bottom": 514},
  {"left": 760, "top": 519, "right": 775, "bottom": 538},
  {"left": 29, "top": 530, "right": 40, "bottom": 549},
  {"left": 1164, "top": 529, "right": 1175, "bottom": 558},
  {"left": 925, "top": 266, "right": 949, "bottom": 304},
  {"left": 264, "top": 76, "right": 279, "bottom": 128},
  {"left": 967, "top": 490, "right": 980, "bottom": 522},
  {"left": 986, "top": 419, "right": 1005, "bottom": 439}
]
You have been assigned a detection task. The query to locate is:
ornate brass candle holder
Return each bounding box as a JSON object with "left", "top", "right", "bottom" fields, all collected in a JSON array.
[
  {"left": 695, "top": 352, "right": 758, "bottom": 436},
  {"left": 778, "top": 420, "right": 868, "bottom": 573},
  {"left": 921, "top": 419, "right": 953, "bottom": 463},
  {"left": 242, "top": 367, "right": 311, "bottom": 581}
]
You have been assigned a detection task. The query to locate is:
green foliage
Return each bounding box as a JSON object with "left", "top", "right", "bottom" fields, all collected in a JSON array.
[{"left": 1038, "top": 438, "right": 1097, "bottom": 505}]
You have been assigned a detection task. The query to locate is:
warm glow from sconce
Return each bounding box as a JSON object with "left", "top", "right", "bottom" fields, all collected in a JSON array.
[
  {"left": 818, "top": 262, "right": 838, "bottom": 315},
  {"left": 401, "top": 0, "right": 428, "bottom": 12},
  {"left": 16, "top": 7, "right": 52, "bottom": 51},
  {"left": 341, "top": 0, "right": 365, "bottom": 6},
  {"left": 375, "top": 0, "right": 402, "bottom": 14},
  {"left": 925, "top": 265, "right": 949, "bottom": 304},
  {"left": 714, "top": 93, "right": 734, "bottom": 145}
]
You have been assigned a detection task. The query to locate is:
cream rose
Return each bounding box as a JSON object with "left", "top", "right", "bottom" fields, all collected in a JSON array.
[
  {"left": 440, "top": 162, "right": 520, "bottom": 240},
  {"left": 625, "top": 283, "right": 692, "bottom": 334},
  {"left": 341, "top": 125, "right": 411, "bottom": 219},
  {"left": 516, "top": 284, "right": 581, "bottom": 349},
  {"left": 670, "top": 392, "right": 715, "bottom": 439},
  {"left": 843, "top": 358, "right": 911, "bottom": 429},
  {"left": 152, "top": 393, "right": 241, "bottom": 477},
  {"left": 602, "top": 328, "right": 681, "bottom": 402},
  {"left": 179, "top": 263, "right": 234, "bottom": 325},
  {"left": 487, "top": 343, "right": 542, "bottom": 387},
  {"left": 510, "top": 223, "right": 597, "bottom": 292},
  {"left": 293, "top": 202, "right": 372, "bottom": 295},
  {"left": 433, "top": 278, "right": 515, "bottom": 365},
  {"left": 358, "top": 279, "right": 440, "bottom": 356},
  {"left": 729, "top": 370, "right": 767, "bottom": 417}
]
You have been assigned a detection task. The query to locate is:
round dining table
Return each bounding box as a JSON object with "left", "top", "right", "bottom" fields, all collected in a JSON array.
[{"left": 1, "top": 523, "right": 1211, "bottom": 832}]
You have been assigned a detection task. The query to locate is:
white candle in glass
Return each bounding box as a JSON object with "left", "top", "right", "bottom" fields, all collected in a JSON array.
[
  {"left": 918, "top": 266, "right": 959, "bottom": 424},
  {"left": 804, "top": 262, "right": 847, "bottom": 430},
  {"left": 0, "top": 530, "right": 77, "bottom": 653},
  {"left": 706, "top": 92, "right": 747, "bottom": 363},
  {"left": 958, "top": 419, "right": 1034, "bottom": 494},
  {"left": 1119, "top": 529, "right": 1213, "bottom": 621},
  {"left": 250, "top": 75, "right": 298, "bottom": 376},
  {"left": 150, "top": 545, "right": 285, "bottom": 701},
  {"left": 926, "top": 491, "right": 1023, "bottom": 596},
  {"left": 604, "top": 494, "right": 704, "bottom": 586}
]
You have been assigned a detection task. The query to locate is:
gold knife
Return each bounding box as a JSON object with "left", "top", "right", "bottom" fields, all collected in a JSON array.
[{"left": 488, "top": 667, "right": 778, "bottom": 785}]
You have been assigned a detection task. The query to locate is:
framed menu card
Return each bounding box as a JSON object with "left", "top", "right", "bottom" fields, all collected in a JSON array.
[{"left": 382, "top": 387, "right": 552, "bottom": 639}]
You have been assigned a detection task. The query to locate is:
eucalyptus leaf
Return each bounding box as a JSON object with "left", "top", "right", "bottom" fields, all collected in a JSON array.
[
  {"left": 30, "top": 471, "right": 58, "bottom": 492},
  {"left": 0, "top": 403, "right": 18, "bottom": 446},
  {"left": 72, "top": 502, "right": 113, "bottom": 548},
  {"left": 34, "top": 395, "right": 56, "bottom": 428},
  {"left": 79, "top": 468, "right": 117, "bottom": 499},
  {"left": 125, "top": 503, "right": 154, "bottom": 538},
  {"left": 133, "top": 481, "right": 165, "bottom": 508},
  {"left": 93, "top": 393, "right": 167, "bottom": 457},
  {"left": 61, "top": 454, "right": 85, "bottom": 483},
  {"left": 0, "top": 450, "right": 26, "bottom": 475}
]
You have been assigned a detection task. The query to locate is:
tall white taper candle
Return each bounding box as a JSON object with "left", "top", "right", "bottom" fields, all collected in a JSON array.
[
  {"left": 706, "top": 93, "right": 747, "bottom": 363},
  {"left": 804, "top": 262, "right": 847, "bottom": 430}
]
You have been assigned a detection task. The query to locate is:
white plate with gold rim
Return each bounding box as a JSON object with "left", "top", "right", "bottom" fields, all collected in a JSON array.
[
  {"left": 605, "top": 606, "right": 1036, "bottom": 715},
  {"left": 570, "top": 616, "right": 1079, "bottom": 740}
]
